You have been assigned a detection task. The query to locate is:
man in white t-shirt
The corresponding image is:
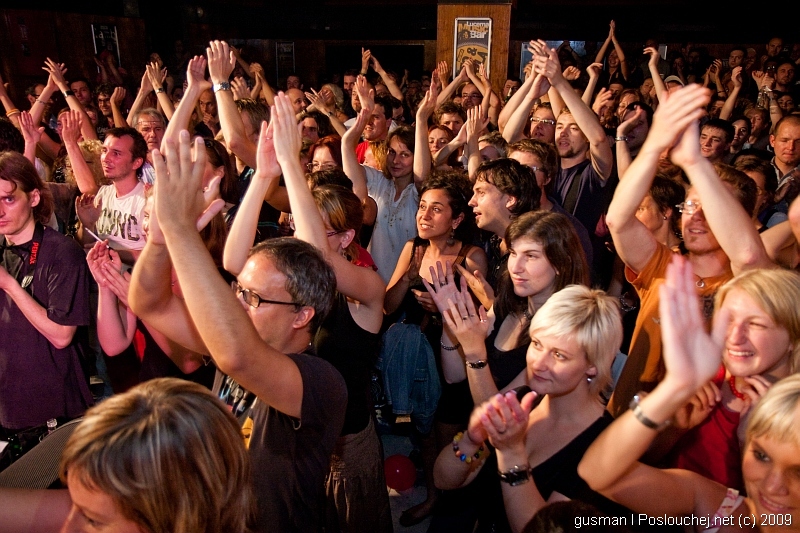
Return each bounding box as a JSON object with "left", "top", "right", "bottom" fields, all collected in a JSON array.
[{"left": 76, "top": 127, "right": 148, "bottom": 261}]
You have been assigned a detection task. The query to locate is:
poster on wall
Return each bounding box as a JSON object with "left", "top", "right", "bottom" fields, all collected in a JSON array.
[
  {"left": 276, "top": 42, "right": 295, "bottom": 88},
  {"left": 453, "top": 18, "right": 492, "bottom": 76},
  {"left": 91, "top": 24, "right": 121, "bottom": 68}
]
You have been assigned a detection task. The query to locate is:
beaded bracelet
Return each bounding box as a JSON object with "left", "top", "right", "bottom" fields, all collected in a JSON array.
[
  {"left": 440, "top": 340, "right": 461, "bottom": 351},
  {"left": 452, "top": 432, "right": 488, "bottom": 464}
]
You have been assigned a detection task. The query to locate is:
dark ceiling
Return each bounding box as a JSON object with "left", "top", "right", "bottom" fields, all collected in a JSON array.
[{"left": 3, "top": 0, "right": 792, "bottom": 46}]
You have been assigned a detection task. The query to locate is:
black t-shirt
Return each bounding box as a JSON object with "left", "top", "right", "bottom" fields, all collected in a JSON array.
[
  {"left": 220, "top": 351, "right": 347, "bottom": 533},
  {"left": 0, "top": 226, "right": 92, "bottom": 429}
]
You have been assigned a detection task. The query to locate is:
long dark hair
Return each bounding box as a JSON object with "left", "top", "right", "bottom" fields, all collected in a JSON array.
[{"left": 495, "top": 211, "right": 589, "bottom": 336}]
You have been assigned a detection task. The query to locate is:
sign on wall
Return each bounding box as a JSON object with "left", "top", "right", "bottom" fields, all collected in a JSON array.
[
  {"left": 91, "top": 24, "right": 121, "bottom": 67},
  {"left": 453, "top": 18, "right": 491, "bottom": 76}
]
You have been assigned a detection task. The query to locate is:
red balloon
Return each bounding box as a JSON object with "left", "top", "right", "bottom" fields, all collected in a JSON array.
[{"left": 384, "top": 454, "right": 416, "bottom": 491}]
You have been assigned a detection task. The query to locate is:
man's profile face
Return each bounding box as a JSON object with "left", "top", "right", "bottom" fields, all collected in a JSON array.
[
  {"left": 469, "top": 177, "right": 511, "bottom": 235},
  {"left": 776, "top": 63, "right": 795, "bottom": 86},
  {"left": 770, "top": 121, "right": 800, "bottom": 169},
  {"left": 101, "top": 135, "right": 141, "bottom": 182},
  {"left": 502, "top": 79, "right": 521, "bottom": 98},
  {"left": 70, "top": 81, "right": 93, "bottom": 107},
  {"left": 199, "top": 90, "right": 217, "bottom": 118}
]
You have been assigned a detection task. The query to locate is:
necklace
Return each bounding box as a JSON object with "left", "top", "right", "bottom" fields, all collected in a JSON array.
[
  {"left": 695, "top": 275, "right": 706, "bottom": 288},
  {"left": 728, "top": 375, "right": 746, "bottom": 400},
  {"left": 522, "top": 308, "right": 533, "bottom": 321}
]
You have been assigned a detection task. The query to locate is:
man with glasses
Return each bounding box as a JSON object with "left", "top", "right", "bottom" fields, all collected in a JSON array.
[
  {"left": 460, "top": 82, "right": 483, "bottom": 111},
  {"left": 529, "top": 103, "right": 556, "bottom": 145},
  {"left": 129, "top": 134, "right": 346, "bottom": 532},
  {"left": 605, "top": 84, "right": 772, "bottom": 417}
]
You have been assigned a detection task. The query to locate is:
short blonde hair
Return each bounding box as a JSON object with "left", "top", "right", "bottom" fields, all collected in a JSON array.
[
  {"left": 59, "top": 378, "right": 254, "bottom": 533},
  {"left": 715, "top": 268, "right": 800, "bottom": 373},
  {"left": 529, "top": 285, "right": 622, "bottom": 396},
  {"left": 745, "top": 373, "right": 800, "bottom": 448}
]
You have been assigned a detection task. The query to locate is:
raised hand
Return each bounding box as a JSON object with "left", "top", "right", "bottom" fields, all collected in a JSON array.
[
  {"left": 731, "top": 66, "right": 743, "bottom": 89},
  {"left": 18, "top": 111, "right": 44, "bottom": 146},
  {"left": 465, "top": 104, "right": 490, "bottom": 142},
  {"left": 527, "top": 39, "right": 548, "bottom": 59},
  {"left": 416, "top": 83, "right": 439, "bottom": 120},
  {"left": 206, "top": 40, "right": 236, "bottom": 85},
  {"left": 253, "top": 120, "right": 281, "bottom": 180},
  {"left": 86, "top": 240, "right": 113, "bottom": 288},
  {"left": 617, "top": 106, "right": 646, "bottom": 136},
  {"left": 354, "top": 74, "right": 375, "bottom": 114},
  {"left": 563, "top": 66, "right": 581, "bottom": 81},
  {"left": 533, "top": 46, "right": 562, "bottom": 83},
  {"left": 230, "top": 76, "right": 250, "bottom": 100},
  {"left": 609, "top": 20, "right": 616, "bottom": 37},
  {"left": 477, "top": 62, "right": 491, "bottom": 89},
  {"left": 658, "top": 255, "right": 729, "bottom": 391},
  {"left": 42, "top": 58, "right": 68, "bottom": 89},
  {"left": 591, "top": 87, "right": 614, "bottom": 117},
  {"left": 101, "top": 250, "right": 132, "bottom": 306},
  {"left": 152, "top": 131, "right": 224, "bottom": 233},
  {"left": 145, "top": 61, "right": 167, "bottom": 91},
  {"left": 428, "top": 275, "right": 490, "bottom": 353},
  {"left": 436, "top": 60, "right": 451, "bottom": 86},
  {"left": 305, "top": 88, "right": 333, "bottom": 115},
  {"left": 586, "top": 62, "right": 603, "bottom": 79},
  {"left": 370, "top": 53, "right": 385, "bottom": 74},
  {"left": 361, "top": 47, "right": 371, "bottom": 73},
  {"left": 643, "top": 47, "right": 660, "bottom": 69},
  {"left": 271, "top": 92, "right": 303, "bottom": 167},
  {"left": 60, "top": 110, "right": 82, "bottom": 145},
  {"left": 111, "top": 86, "right": 127, "bottom": 108},
  {"left": 186, "top": 56, "right": 212, "bottom": 92},
  {"left": 646, "top": 84, "right": 710, "bottom": 154}
]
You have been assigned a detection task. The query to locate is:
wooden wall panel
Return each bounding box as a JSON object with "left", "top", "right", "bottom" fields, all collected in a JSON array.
[{"left": 436, "top": 3, "right": 512, "bottom": 91}]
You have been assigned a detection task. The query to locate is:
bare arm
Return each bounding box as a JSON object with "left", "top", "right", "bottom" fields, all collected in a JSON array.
[
  {"left": 127, "top": 69, "right": 154, "bottom": 127},
  {"left": 436, "top": 65, "right": 469, "bottom": 107},
  {"left": 384, "top": 240, "right": 416, "bottom": 315},
  {"left": 222, "top": 123, "right": 282, "bottom": 276},
  {"left": 155, "top": 132, "right": 305, "bottom": 418},
  {"left": 109, "top": 86, "right": 128, "bottom": 128},
  {"left": 760, "top": 221, "right": 799, "bottom": 269},
  {"left": 208, "top": 40, "right": 257, "bottom": 168},
  {"left": 669, "top": 103, "right": 774, "bottom": 274},
  {"left": 17, "top": 111, "right": 43, "bottom": 166},
  {"left": 341, "top": 108, "right": 370, "bottom": 201},
  {"left": 502, "top": 74, "right": 550, "bottom": 144},
  {"left": 578, "top": 256, "right": 730, "bottom": 520},
  {"left": 275, "top": 93, "right": 385, "bottom": 329},
  {"left": 0, "top": 489, "right": 72, "bottom": 533},
  {"left": 413, "top": 84, "right": 438, "bottom": 189},
  {"left": 719, "top": 67, "right": 742, "bottom": 121},
  {"left": 162, "top": 56, "right": 210, "bottom": 150},
  {"left": 535, "top": 43, "right": 613, "bottom": 178},
  {"left": 609, "top": 22, "right": 630, "bottom": 80},
  {"left": 370, "top": 54, "right": 404, "bottom": 102},
  {"left": 498, "top": 61, "right": 535, "bottom": 133},
  {"left": 645, "top": 47, "right": 668, "bottom": 102},
  {"left": 614, "top": 107, "right": 646, "bottom": 179},
  {"left": 582, "top": 63, "right": 603, "bottom": 107},
  {"left": 43, "top": 58, "right": 97, "bottom": 141},
  {"left": 0, "top": 72, "right": 21, "bottom": 128},
  {"left": 146, "top": 62, "right": 175, "bottom": 121}
]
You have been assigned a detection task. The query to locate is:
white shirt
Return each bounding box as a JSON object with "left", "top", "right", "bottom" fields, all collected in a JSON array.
[
  {"left": 95, "top": 181, "right": 147, "bottom": 251},
  {"left": 364, "top": 165, "right": 419, "bottom": 283}
]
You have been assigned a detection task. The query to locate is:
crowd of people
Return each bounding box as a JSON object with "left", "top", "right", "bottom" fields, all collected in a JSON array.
[{"left": 1, "top": 20, "right": 800, "bottom": 533}]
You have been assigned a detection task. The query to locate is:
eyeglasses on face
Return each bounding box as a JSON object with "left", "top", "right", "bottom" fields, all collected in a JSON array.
[
  {"left": 306, "top": 161, "right": 337, "bottom": 172},
  {"left": 676, "top": 200, "right": 701, "bottom": 215},
  {"left": 530, "top": 117, "right": 556, "bottom": 126},
  {"left": 231, "top": 281, "right": 298, "bottom": 309}
]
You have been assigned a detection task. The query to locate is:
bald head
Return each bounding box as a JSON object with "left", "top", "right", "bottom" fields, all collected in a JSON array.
[{"left": 286, "top": 88, "right": 306, "bottom": 114}]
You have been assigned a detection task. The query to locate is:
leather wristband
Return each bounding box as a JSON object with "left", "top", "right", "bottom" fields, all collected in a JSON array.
[{"left": 498, "top": 465, "right": 530, "bottom": 486}]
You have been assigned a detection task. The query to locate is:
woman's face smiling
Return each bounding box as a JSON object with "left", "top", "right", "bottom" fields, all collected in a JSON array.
[
  {"left": 721, "top": 288, "right": 793, "bottom": 379},
  {"left": 742, "top": 434, "right": 800, "bottom": 524}
]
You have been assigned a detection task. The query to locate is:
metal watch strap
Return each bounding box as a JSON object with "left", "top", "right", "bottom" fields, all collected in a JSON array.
[{"left": 498, "top": 465, "right": 530, "bottom": 486}]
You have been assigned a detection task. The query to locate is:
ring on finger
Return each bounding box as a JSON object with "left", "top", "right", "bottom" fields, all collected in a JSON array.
[{"left": 461, "top": 316, "right": 468, "bottom": 320}]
